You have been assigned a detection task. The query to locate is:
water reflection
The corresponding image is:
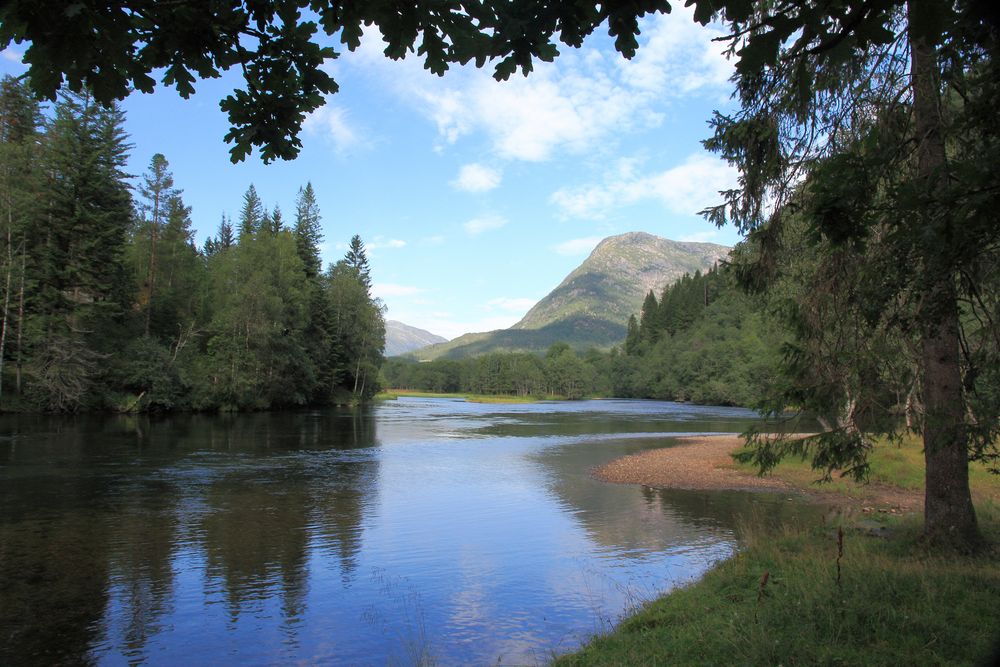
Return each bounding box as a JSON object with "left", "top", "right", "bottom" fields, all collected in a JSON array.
[
  {"left": 0, "top": 399, "right": 802, "bottom": 665},
  {"left": 0, "top": 409, "right": 381, "bottom": 664}
]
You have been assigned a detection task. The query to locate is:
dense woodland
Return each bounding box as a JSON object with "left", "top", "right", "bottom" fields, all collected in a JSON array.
[
  {"left": 0, "top": 76, "right": 385, "bottom": 412},
  {"left": 383, "top": 265, "right": 786, "bottom": 407}
]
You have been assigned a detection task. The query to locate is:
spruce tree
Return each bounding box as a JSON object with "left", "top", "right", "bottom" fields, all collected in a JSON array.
[
  {"left": 238, "top": 184, "right": 263, "bottom": 241},
  {"left": 136, "top": 153, "right": 179, "bottom": 335},
  {"left": 31, "top": 89, "right": 133, "bottom": 410},
  {"left": 293, "top": 183, "right": 323, "bottom": 279},
  {"left": 343, "top": 235, "right": 371, "bottom": 292},
  {"left": 267, "top": 204, "right": 284, "bottom": 235},
  {"left": 216, "top": 214, "right": 235, "bottom": 250}
]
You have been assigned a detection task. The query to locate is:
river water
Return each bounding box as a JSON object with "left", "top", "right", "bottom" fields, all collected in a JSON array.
[{"left": 0, "top": 398, "right": 799, "bottom": 665}]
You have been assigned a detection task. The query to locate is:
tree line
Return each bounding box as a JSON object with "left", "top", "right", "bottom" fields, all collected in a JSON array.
[
  {"left": 384, "top": 267, "right": 787, "bottom": 407},
  {"left": 0, "top": 77, "right": 385, "bottom": 412},
  {"left": 382, "top": 342, "right": 611, "bottom": 400}
]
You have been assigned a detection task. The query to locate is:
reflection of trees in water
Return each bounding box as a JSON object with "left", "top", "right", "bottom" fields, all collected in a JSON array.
[
  {"left": 107, "top": 487, "right": 179, "bottom": 659},
  {"left": 200, "top": 470, "right": 313, "bottom": 619},
  {"left": 534, "top": 436, "right": 805, "bottom": 555},
  {"left": 195, "top": 409, "right": 380, "bottom": 621},
  {"left": 0, "top": 485, "right": 111, "bottom": 663},
  {"left": 0, "top": 408, "right": 381, "bottom": 662}
]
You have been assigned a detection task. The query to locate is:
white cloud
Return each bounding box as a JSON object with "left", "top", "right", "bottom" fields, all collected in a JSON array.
[
  {"left": 550, "top": 153, "right": 737, "bottom": 220},
  {"left": 552, "top": 236, "right": 603, "bottom": 256},
  {"left": 419, "top": 235, "right": 446, "bottom": 246},
  {"left": 303, "top": 103, "right": 364, "bottom": 153},
  {"left": 463, "top": 214, "right": 507, "bottom": 235},
  {"left": 486, "top": 297, "right": 537, "bottom": 312},
  {"left": 367, "top": 236, "right": 406, "bottom": 251},
  {"left": 618, "top": 11, "right": 732, "bottom": 95},
  {"left": 372, "top": 283, "right": 424, "bottom": 299},
  {"left": 452, "top": 163, "right": 502, "bottom": 192},
  {"left": 343, "top": 6, "right": 732, "bottom": 163},
  {"left": 2, "top": 48, "right": 24, "bottom": 65}
]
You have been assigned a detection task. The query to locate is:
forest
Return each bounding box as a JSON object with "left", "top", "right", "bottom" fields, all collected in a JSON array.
[
  {"left": 383, "top": 264, "right": 785, "bottom": 407},
  {"left": 0, "top": 76, "right": 385, "bottom": 412}
]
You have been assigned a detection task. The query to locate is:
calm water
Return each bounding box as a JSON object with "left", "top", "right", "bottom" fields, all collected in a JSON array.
[{"left": 0, "top": 398, "right": 801, "bottom": 665}]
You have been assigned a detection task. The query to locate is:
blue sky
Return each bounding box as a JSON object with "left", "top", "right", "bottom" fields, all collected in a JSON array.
[{"left": 1, "top": 7, "right": 742, "bottom": 340}]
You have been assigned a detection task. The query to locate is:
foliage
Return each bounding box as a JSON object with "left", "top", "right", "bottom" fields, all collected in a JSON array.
[
  {"left": 615, "top": 266, "right": 786, "bottom": 407},
  {"left": 0, "top": 76, "right": 385, "bottom": 412},
  {"left": 699, "top": 1, "right": 1000, "bottom": 546},
  {"left": 383, "top": 343, "right": 607, "bottom": 400}
]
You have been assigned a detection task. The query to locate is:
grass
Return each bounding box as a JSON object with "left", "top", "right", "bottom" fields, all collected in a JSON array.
[
  {"left": 729, "top": 433, "right": 1000, "bottom": 506},
  {"left": 375, "top": 389, "right": 566, "bottom": 403},
  {"left": 556, "top": 435, "right": 1000, "bottom": 666},
  {"left": 555, "top": 507, "right": 1000, "bottom": 666}
]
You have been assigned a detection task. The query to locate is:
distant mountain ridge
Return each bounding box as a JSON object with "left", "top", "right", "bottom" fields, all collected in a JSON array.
[
  {"left": 412, "top": 232, "right": 729, "bottom": 359},
  {"left": 384, "top": 320, "right": 447, "bottom": 357}
]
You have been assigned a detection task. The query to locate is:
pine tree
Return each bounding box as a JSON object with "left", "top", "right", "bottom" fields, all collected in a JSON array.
[
  {"left": 266, "top": 204, "right": 284, "bottom": 235},
  {"left": 624, "top": 315, "right": 640, "bottom": 356},
  {"left": 136, "top": 153, "right": 179, "bottom": 335},
  {"left": 31, "top": 89, "right": 133, "bottom": 410},
  {"left": 216, "top": 214, "right": 235, "bottom": 250},
  {"left": 343, "top": 235, "right": 371, "bottom": 292},
  {"left": 238, "top": 184, "right": 264, "bottom": 241},
  {"left": 293, "top": 183, "right": 323, "bottom": 279},
  {"left": 638, "top": 291, "right": 658, "bottom": 343}
]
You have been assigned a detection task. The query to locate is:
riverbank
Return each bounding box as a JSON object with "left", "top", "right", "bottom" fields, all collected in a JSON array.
[
  {"left": 563, "top": 435, "right": 1000, "bottom": 665},
  {"left": 592, "top": 434, "right": 926, "bottom": 513}
]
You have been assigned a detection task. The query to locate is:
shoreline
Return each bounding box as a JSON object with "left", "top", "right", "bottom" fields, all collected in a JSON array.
[{"left": 592, "top": 434, "right": 923, "bottom": 513}]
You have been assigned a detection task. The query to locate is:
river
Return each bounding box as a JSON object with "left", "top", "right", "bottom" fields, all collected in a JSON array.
[{"left": 0, "top": 397, "right": 800, "bottom": 665}]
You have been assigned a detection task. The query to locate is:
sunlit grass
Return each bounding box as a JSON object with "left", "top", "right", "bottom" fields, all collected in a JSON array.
[
  {"left": 555, "top": 509, "right": 1000, "bottom": 666},
  {"left": 730, "top": 433, "right": 1000, "bottom": 505}
]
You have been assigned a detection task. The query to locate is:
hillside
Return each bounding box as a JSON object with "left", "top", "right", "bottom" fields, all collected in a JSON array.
[
  {"left": 412, "top": 232, "right": 729, "bottom": 360},
  {"left": 384, "top": 320, "right": 448, "bottom": 357}
]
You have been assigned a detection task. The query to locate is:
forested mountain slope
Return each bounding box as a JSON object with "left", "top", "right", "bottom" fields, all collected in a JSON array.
[{"left": 413, "top": 232, "right": 728, "bottom": 359}]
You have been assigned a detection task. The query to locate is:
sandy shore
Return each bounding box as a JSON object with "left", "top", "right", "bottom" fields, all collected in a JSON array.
[
  {"left": 593, "top": 434, "right": 922, "bottom": 512},
  {"left": 594, "top": 435, "right": 792, "bottom": 492}
]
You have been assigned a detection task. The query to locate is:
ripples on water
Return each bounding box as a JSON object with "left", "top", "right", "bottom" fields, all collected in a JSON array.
[{"left": 0, "top": 398, "right": 805, "bottom": 665}]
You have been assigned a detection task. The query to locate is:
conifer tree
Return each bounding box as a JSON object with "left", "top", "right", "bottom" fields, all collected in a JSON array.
[
  {"left": 343, "top": 235, "right": 371, "bottom": 292},
  {"left": 31, "top": 90, "right": 132, "bottom": 410},
  {"left": 136, "top": 153, "right": 179, "bottom": 335},
  {"left": 238, "top": 184, "right": 263, "bottom": 241},
  {"left": 293, "top": 183, "right": 322, "bottom": 279},
  {"left": 267, "top": 205, "right": 284, "bottom": 235},
  {"left": 217, "top": 214, "right": 235, "bottom": 251},
  {"left": 639, "top": 291, "right": 658, "bottom": 343}
]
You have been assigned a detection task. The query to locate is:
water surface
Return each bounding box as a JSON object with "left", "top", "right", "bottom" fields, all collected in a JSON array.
[{"left": 0, "top": 398, "right": 800, "bottom": 665}]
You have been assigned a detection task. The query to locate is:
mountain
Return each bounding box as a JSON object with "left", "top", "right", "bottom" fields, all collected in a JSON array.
[
  {"left": 384, "top": 320, "right": 448, "bottom": 357},
  {"left": 412, "top": 232, "right": 729, "bottom": 359}
]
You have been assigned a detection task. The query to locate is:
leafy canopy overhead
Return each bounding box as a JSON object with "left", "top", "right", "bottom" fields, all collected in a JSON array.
[
  {"left": 2, "top": 1, "right": 982, "bottom": 163},
  {"left": 0, "top": 0, "right": 709, "bottom": 163}
]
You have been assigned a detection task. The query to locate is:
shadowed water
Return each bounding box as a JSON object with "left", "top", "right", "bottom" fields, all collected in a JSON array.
[{"left": 0, "top": 398, "right": 804, "bottom": 665}]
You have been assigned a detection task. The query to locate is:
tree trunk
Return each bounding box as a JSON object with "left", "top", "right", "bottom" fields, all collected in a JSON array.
[
  {"left": 920, "top": 287, "right": 978, "bottom": 547},
  {"left": 15, "top": 242, "right": 24, "bottom": 392},
  {"left": 0, "top": 227, "right": 12, "bottom": 403},
  {"left": 908, "top": 3, "right": 980, "bottom": 548}
]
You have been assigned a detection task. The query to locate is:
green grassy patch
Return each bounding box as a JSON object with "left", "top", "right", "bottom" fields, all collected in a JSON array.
[
  {"left": 555, "top": 510, "right": 1000, "bottom": 666},
  {"left": 731, "top": 434, "right": 1000, "bottom": 505}
]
